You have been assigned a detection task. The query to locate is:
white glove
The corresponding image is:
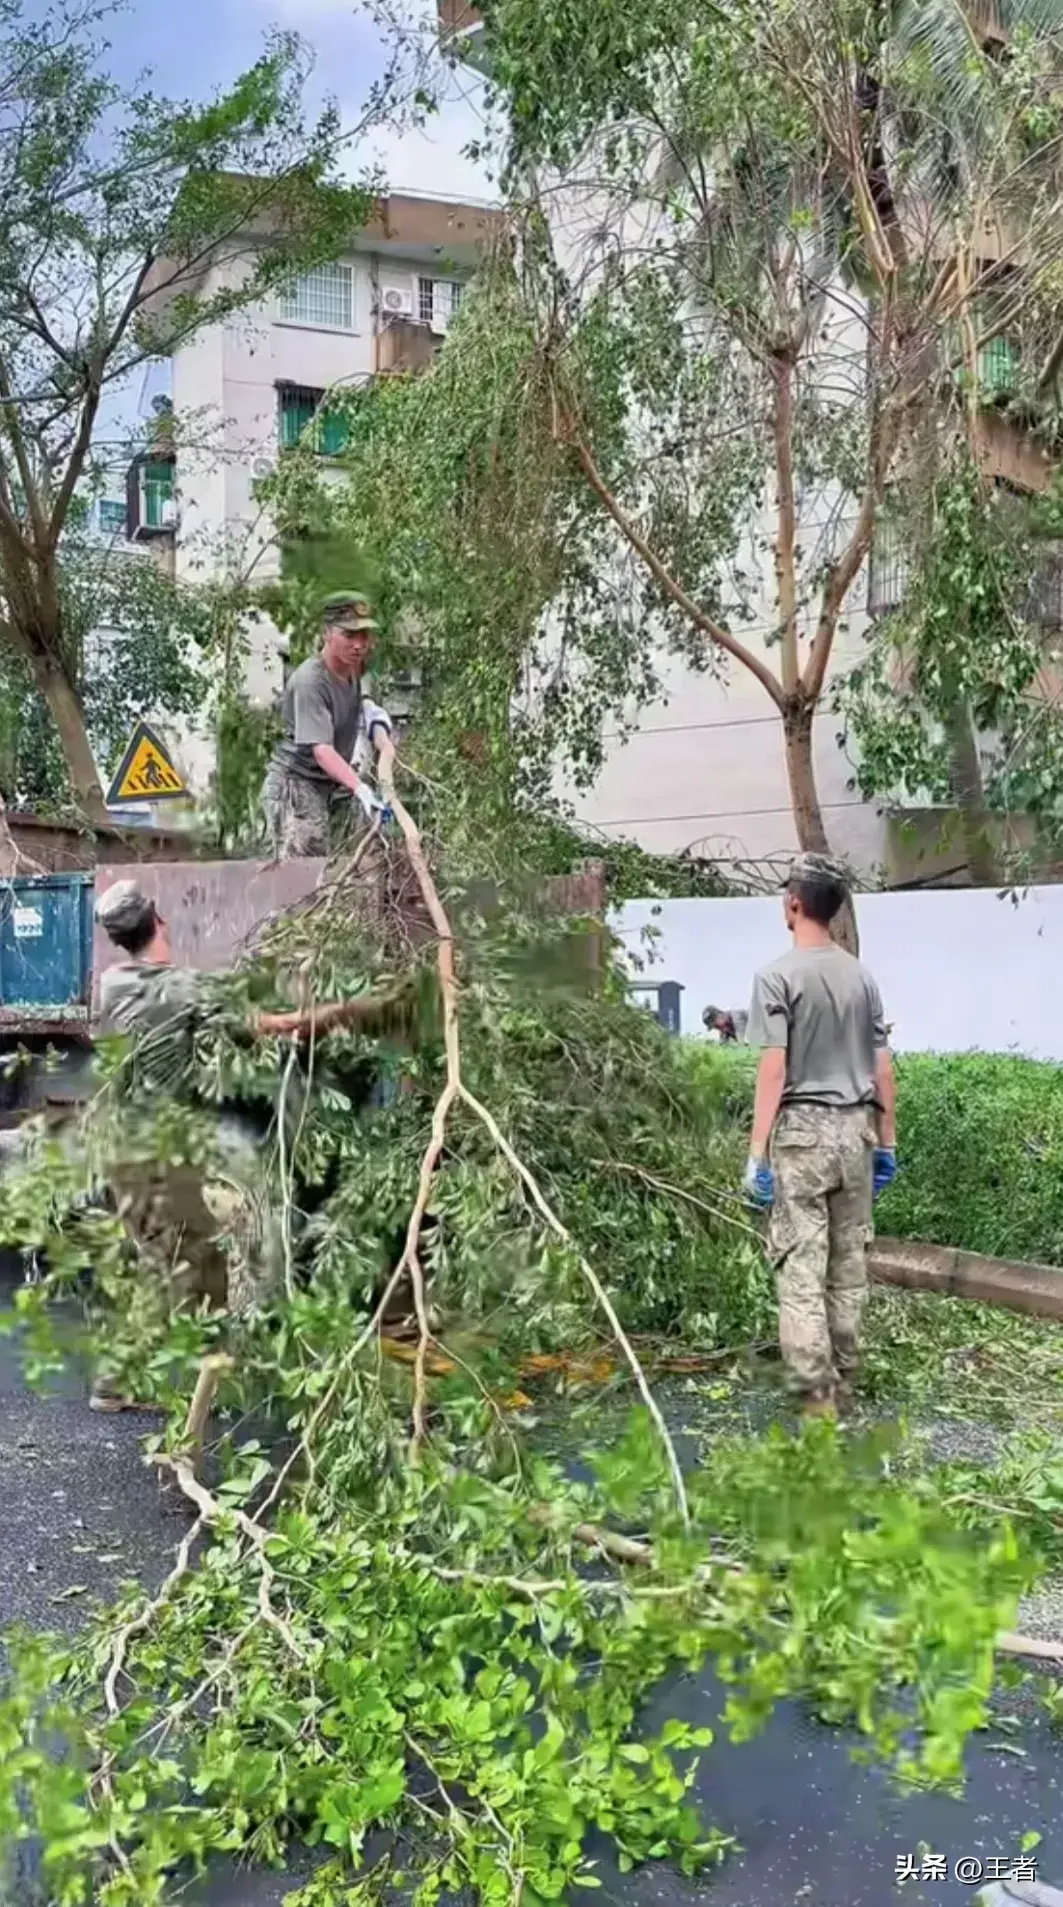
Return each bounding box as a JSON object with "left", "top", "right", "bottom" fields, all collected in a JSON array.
[
  {"left": 362, "top": 698, "right": 393, "bottom": 743},
  {"left": 355, "top": 782, "right": 390, "bottom": 823}
]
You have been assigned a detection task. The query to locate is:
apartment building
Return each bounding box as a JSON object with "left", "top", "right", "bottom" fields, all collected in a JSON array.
[
  {"left": 440, "top": 0, "right": 1063, "bottom": 886},
  {"left": 126, "top": 191, "right": 500, "bottom": 784}
]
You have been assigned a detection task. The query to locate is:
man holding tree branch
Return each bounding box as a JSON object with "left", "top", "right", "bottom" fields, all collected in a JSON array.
[
  {"left": 262, "top": 592, "right": 394, "bottom": 860},
  {"left": 743, "top": 854, "right": 897, "bottom": 1417}
]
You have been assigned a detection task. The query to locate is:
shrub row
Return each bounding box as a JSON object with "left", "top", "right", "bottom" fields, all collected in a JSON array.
[{"left": 680, "top": 1044, "right": 1063, "bottom": 1268}]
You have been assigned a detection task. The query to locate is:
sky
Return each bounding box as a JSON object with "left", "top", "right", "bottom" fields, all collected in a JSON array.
[
  {"left": 91, "top": 0, "right": 500, "bottom": 434},
  {"left": 105, "top": 0, "right": 498, "bottom": 205}
]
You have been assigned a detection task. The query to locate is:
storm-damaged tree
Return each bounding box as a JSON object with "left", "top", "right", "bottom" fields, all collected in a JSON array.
[
  {"left": 454, "top": 0, "right": 1063, "bottom": 933},
  {"left": 0, "top": 0, "right": 383, "bottom": 819},
  {"left": 0, "top": 500, "right": 216, "bottom": 811}
]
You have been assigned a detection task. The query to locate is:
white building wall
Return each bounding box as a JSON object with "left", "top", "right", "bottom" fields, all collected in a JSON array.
[
  {"left": 614, "top": 885, "right": 1063, "bottom": 1060},
  {"left": 169, "top": 247, "right": 464, "bottom": 790},
  {"left": 541, "top": 175, "right": 888, "bottom": 875},
  {"left": 559, "top": 443, "right": 885, "bottom": 873},
  {"left": 570, "top": 650, "right": 879, "bottom": 871}
]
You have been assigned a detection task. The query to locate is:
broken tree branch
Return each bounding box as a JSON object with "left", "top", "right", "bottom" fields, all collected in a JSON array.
[
  {"left": 376, "top": 746, "right": 691, "bottom": 1528},
  {"left": 154, "top": 1453, "right": 305, "bottom": 1663},
  {"left": 182, "top": 1352, "right": 233, "bottom": 1477},
  {"left": 252, "top": 985, "right": 413, "bottom": 1042},
  {"left": 103, "top": 1515, "right": 205, "bottom": 1717}
]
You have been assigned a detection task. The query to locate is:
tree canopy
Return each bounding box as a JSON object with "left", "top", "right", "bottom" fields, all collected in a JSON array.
[
  {"left": 414, "top": 0, "right": 1063, "bottom": 906},
  {"left": 0, "top": 0, "right": 380, "bottom": 818}
]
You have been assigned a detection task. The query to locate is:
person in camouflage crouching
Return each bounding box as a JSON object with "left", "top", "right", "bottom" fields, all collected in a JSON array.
[
  {"left": 742, "top": 854, "right": 898, "bottom": 1417},
  {"left": 91, "top": 881, "right": 282, "bottom": 1409}
]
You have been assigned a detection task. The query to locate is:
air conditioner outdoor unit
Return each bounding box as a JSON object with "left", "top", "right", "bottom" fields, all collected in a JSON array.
[{"left": 381, "top": 285, "right": 414, "bottom": 318}]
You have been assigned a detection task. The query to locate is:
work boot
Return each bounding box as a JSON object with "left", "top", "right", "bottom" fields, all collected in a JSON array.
[
  {"left": 800, "top": 1389, "right": 837, "bottom": 1422},
  {"left": 89, "top": 1374, "right": 134, "bottom": 1414},
  {"left": 89, "top": 1375, "right": 163, "bottom": 1415}
]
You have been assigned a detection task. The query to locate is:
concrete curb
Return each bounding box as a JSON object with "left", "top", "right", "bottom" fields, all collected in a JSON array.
[
  {"left": 978, "top": 1885, "right": 1063, "bottom": 1907},
  {"left": 872, "top": 1235, "right": 1063, "bottom": 1321}
]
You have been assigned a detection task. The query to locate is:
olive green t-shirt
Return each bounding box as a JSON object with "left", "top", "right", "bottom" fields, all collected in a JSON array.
[
  {"left": 746, "top": 945, "right": 888, "bottom": 1108},
  {"left": 274, "top": 656, "right": 363, "bottom": 786}
]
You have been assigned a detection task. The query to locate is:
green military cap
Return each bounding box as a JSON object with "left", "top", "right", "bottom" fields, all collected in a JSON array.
[
  {"left": 95, "top": 879, "right": 158, "bottom": 939},
  {"left": 321, "top": 590, "right": 379, "bottom": 632},
  {"left": 787, "top": 851, "right": 850, "bottom": 887}
]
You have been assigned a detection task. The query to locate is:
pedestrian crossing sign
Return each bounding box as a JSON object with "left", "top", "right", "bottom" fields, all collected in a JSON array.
[{"left": 106, "top": 720, "right": 187, "bottom": 805}]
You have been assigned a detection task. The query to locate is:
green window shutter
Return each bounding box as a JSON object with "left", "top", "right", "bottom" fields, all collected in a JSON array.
[
  {"left": 279, "top": 395, "right": 316, "bottom": 449},
  {"left": 278, "top": 386, "right": 347, "bottom": 455},
  {"left": 278, "top": 387, "right": 321, "bottom": 449},
  {"left": 141, "top": 459, "right": 174, "bottom": 529},
  {"left": 319, "top": 411, "right": 349, "bottom": 456},
  {"left": 978, "top": 335, "right": 1019, "bottom": 396}
]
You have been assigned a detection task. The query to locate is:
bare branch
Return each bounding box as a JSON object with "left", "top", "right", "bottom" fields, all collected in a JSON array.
[
  {"left": 559, "top": 408, "right": 786, "bottom": 710},
  {"left": 771, "top": 351, "right": 800, "bottom": 696}
]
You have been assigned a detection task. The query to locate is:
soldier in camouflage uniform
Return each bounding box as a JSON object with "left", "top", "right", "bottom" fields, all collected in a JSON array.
[
  {"left": 92, "top": 882, "right": 281, "bottom": 1408},
  {"left": 742, "top": 854, "right": 898, "bottom": 1416}
]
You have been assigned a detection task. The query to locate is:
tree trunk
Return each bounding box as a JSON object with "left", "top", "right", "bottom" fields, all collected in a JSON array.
[
  {"left": 945, "top": 702, "right": 1000, "bottom": 886},
  {"left": 783, "top": 697, "right": 859, "bottom": 953},
  {"left": 29, "top": 650, "right": 108, "bottom": 822}
]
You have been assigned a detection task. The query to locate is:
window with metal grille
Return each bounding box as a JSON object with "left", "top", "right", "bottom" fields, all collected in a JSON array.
[
  {"left": 98, "top": 499, "right": 126, "bottom": 537},
  {"left": 277, "top": 384, "right": 349, "bottom": 456},
  {"left": 417, "top": 277, "right": 464, "bottom": 329},
  {"left": 1021, "top": 545, "right": 1063, "bottom": 630},
  {"left": 867, "top": 516, "right": 911, "bottom": 616},
  {"left": 278, "top": 262, "right": 355, "bottom": 330}
]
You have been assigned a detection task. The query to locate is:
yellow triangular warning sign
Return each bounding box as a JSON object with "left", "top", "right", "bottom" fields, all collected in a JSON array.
[{"left": 106, "top": 721, "right": 187, "bottom": 806}]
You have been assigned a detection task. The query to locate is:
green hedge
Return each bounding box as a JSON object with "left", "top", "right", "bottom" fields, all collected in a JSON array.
[{"left": 679, "top": 1044, "right": 1063, "bottom": 1268}]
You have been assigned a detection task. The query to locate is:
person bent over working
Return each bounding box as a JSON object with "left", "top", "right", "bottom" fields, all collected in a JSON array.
[
  {"left": 742, "top": 853, "right": 897, "bottom": 1417},
  {"left": 702, "top": 1005, "right": 748, "bottom": 1044}
]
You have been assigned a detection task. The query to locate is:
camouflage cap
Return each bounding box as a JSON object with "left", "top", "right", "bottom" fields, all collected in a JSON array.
[
  {"left": 321, "top": 590, "right": 378, "bottom": 632},
  {"left": 787, "top": 851, "right": 850, "bottom": 888},
  {"left": 95, "top": 879, "right": 158, "bottom": 940}
]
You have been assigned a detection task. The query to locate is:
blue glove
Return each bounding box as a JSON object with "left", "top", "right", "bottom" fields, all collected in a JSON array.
[
  {"left": 873, "top": 1148, "right": 897, "bottom": 1200},
  {"left": 743, "top": 1155, "right": 775, "bottom": 1209}
]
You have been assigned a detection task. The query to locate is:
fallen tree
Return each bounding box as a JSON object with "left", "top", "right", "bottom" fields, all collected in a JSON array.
[{"left": 0, "top": 763, "right": 1044, "bottom": 1906}]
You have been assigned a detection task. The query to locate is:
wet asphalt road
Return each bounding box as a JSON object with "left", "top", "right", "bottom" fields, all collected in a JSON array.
[{"left": 3, "top": 1300, "right": 1063, "bottom": 1906}]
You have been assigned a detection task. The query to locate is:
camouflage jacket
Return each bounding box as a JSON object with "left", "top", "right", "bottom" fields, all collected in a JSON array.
[
  {"left": 97, "top": 960, "right": 205, "bottom": 1037},
  {"left": 96, "top": 959, "right": 216, "bottom": 1103},
  {"left": 96, "top": 959, "right": 271, "bottom": 1159}
]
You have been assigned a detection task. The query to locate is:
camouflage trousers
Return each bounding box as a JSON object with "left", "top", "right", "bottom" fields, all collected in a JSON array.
[
  {"left": 111, "top": 1119, "right": 282, "bottom": 1321},
  {"left": 768, "top": 1102, "right": 876, "bottom": 1395},
  {"left": 261, "top": 761, "right": 349, "bottom": 859},
  {"left": 261, "top": 762, "right": 391, "bottom": 947}
]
